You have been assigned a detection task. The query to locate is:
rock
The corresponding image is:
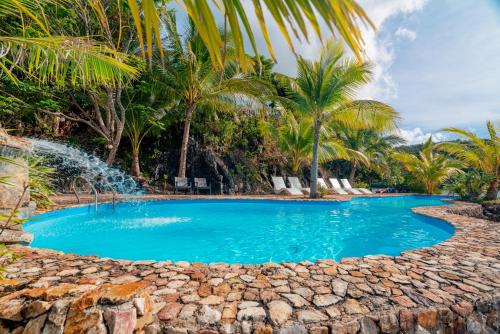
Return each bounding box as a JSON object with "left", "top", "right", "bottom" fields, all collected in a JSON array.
[
  {"left": 451, "top": 301, "right": 474, "bottom": 317},
  {"left": 221, "top": 303, "right": 237, "bottom": 320},
  {"left": 379, "top": 311, "right": 399, "bottom": 334},
  {"left": 281, "top": 293, "right": 309, "bottom": 307},
  {"left": 416, "top": 309, "right": 437, "bottom": 330},
  {"left": 0, "top": 298, "right": 24, "bottom": 321},
  {"left": 157, "top": 303, "right": 182, "bottom": 321},
  {"left": 238, "top": 301, "right": 260, "bottom": 309},
  {"left": 178, "top": 304, "right": 197, "bottom": 320},
  {"left": 331, "top": 279, "right": 348, "bottom": 297},
  {"left": 292, "top": 287, "right": 314, "bottom": 299},
  {"left": 260, "top": 290, "right": 280, "bottom": 303},
  {"left": 236, "top": 307, "right": 266, "bottom": 322},
  {"left": 42, "top": 298, "right": 70, "bottom": 334},
  {"left": 331, "top": 320, "right": 360, "bottom": 334},
  {"left": 268, "top": 300, "right": 292, "bottom": 325},
  {"left": 197, "top": 305, "right": 221, "bottom": 325},
  {"left": 64, "top": 307, "right": 107, "bottom": 334},
  {"left": 240, "top": 275, "right": 255, "bottom": 282},
  {"left": 343, "top": 299, "right": 369, "bottom": 315},
  {"left": 278, "top": 324, "right": 307, "bottom": 334},
  {"left": 199, "top": 295, "right": 223, "bottom": 305},
  {"left": 103, "top": 307, "right": 137, "bottom": 334},
  {"left": 254, "top": 325, "right": 273, "bottom": 334},
  {"left": 23, "top": 300, "right": 52, "bottom": 319},
  {"left": 297, "top": 309, "right": 328, "bottom": 323},
  {"left": 309, "top": 327, "right": 328, "bottom": 334},
  {"left": 167, "top": 280, "right": 185, "bottom": 289},
  {"left": 390, "top": 295, "right": 416, "bottom": 308},
  {"left": 23, "top": 313, "right": 48, "bottom": 334},
  {"left": 81, "top": 267, "right": 98, "bottom": 274},
  {"left": 133, "top": 294, "right": 152, "bottom": 316},
  {"left": 43, "top": 283, "right": 80, "bottom": 301},
  {"left": 325, "top": 306, "right": 341, "bottom": 319},
  {"left": 399, "top": 309, "right": 414, "bottom": 331},
  {"left": 101, "top": 281, "right": 150, "bottom": 304},
  {"left": 208, "top": 278, "right": 223, "bottom": 286},
  {"left": 359, "top": 317, "right": 378, "bottom": 334},
  {"left": 59, "top": 269, "right": 80, "bottom": 277},
  {"left": 312, "top": 294, "right": 341, "bottom": 307}
]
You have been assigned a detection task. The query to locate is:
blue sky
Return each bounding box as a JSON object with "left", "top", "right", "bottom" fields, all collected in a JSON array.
[{"left": 173, "top": 1, "right": 500, "bottom": 144}]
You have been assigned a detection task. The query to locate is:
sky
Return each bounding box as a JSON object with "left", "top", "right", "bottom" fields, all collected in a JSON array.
[{"left": 173, "top": 1, "right": 500, "bottom": 144}]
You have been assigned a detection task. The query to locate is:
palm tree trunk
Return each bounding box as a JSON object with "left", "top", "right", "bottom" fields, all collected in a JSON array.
[
  {"left": 178, "top": 105, "right": 195, "bottom": 178},
  {"left": 485, "top": 178, "right": 498, "bottom": 200},
  {"left": 131, "top": 152, "right": 141, "bottom": 177},
  {"left": 309, "top": 119, "right": 321, "bottom": 198},
  {"left": 349, "top": 161, "right": 358, "bottom": 184}
]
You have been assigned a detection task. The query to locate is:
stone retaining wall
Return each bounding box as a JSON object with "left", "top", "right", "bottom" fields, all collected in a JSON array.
[{"left": 0, "top": 202, "right": 499, "bottom": 333}]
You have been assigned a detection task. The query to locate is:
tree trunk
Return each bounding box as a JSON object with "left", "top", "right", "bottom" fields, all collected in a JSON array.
[
  {"left": 131, "top": 153, "right": 141, "bottom": 177},
  {"left": 349, "top": 161, "right": 358, "bottom": 184},
  {"left": 178, "top": 105, "right": 195, "bottom": 178},
  {"left": 485, "top": 177, "right": 499, "bottom": 200},
  {"left": 309, "top": 119, "right": 321, "bottom": 198}
]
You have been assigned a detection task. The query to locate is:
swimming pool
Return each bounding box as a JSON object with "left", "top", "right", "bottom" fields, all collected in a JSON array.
[{"left": 26, "top": 196, "right": 454, "bottom": 264}]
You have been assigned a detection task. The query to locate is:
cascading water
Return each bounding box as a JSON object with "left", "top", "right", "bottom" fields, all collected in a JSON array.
[{"left": 29, "top": 138, "right": 139, "bottom": 194}]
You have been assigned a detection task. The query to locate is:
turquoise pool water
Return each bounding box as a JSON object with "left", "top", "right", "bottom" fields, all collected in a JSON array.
[{"left": 26, "top": 196, "right": 454, "bottom": 264}]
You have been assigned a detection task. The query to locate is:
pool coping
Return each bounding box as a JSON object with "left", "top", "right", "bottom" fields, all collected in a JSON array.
[{"left": 1, "top": 198, "right": 499, "bottom": 333}]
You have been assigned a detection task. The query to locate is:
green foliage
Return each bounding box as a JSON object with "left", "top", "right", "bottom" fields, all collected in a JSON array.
[
  {"left": 439, "top": 121, "right": 499, "bottom": 200},
  {"left": 28, "top": 155, "right": 55, "bottom": 208},
  {"left": 444, "top": 171, "right": 493, "bottom": 202},
  {"left": 393, "top": 137, "right": 463, "bottom": 194}
]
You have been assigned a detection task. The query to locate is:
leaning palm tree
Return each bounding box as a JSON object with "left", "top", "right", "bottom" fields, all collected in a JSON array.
[
  {"left": 337, "top": 128, "right": 405, "bottom": 182},
  {"left": 284, "top": 41, "right": 398, "bottom": 198},
  {"left": 393, "top": 137, "right": 463, "bottom": 194},
  {"left": 438, "top": 121, "right": 499, "bottom": 200},
  {"left": 159, "top": 24, "right": 272, "bottom": 178}
]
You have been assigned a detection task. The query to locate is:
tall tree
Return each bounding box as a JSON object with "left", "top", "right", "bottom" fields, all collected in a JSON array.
[
  {"left": 284, "top": 41, "right": 397, "bottom": 198},
  {"left": 159, "top": 23, "right": 272, "bottom": 178},
  {"left": 439, "top": 121, "right": 499, "bottom": 200},
  {"left": 393, "top": 137, "right": 463, "bottom": 194}
]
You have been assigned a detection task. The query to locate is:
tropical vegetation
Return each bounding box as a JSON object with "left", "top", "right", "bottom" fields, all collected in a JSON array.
[{"left": 0, "top": 0, "right": 496, "bottom": 205}]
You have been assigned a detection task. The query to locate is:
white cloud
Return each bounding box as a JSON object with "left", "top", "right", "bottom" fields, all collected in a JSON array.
[
  {"left": 396, "top": 127, "right": 447, "bottom": 145},
  {"left": 395, "top": 27, "right": 417, "bottom": 40},
  {"left": 356, "top": 0, "right": 428, "bottom": 100}
]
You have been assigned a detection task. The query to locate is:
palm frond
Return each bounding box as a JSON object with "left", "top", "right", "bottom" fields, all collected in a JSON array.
[{"left": 0, "top": 36, "right": 139, "bottom": 87}]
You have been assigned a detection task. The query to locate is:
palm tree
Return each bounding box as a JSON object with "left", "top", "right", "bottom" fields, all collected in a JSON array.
[
  {"left": 393, "top": 137, "right": 463, "bottom": 194},
  {"left": 0, "top": 1, "right": 138, "bottom": 87},
  {"left": 276, "top": 114, "right": 348, "bottom": 174},
  {"left": 159, "top": 24, "right": 272, "bottom": 178},
  {"left": 337, "top": 129, "right": 405, "bottom": 182},
  {"left": 439, "top": 121, "right": 499, "bottom": 200},
  {"left": 284, "top": 41, "right": 397, "bottom": 198},
  {"left": 137, "top": 0, "right": 374, "bottom": 69},
  {"left": 2, "top": 0, "right": 374, "bottom": 83},
  {"left": 125, "top": 105, "right": 165, "bottom": 177}
]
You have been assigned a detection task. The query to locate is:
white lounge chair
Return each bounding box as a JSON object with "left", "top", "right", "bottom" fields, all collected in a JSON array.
[
  {"left": 358, "top": 187, "right": 373, "bottom": 194},
  {"left": 329, "top": 178, "right": 349, "bottom": 195},
  {"left": 340, "top": 179, "right": 363, "bottom": 195},
  {"left": 272, "top": 176, "right": 303, "bottom": 195},
  {"left": 288, "top": 177, "right": 310, "bottom": 195},
  {"left": 317, "top": 178, "right": 334, "bottom": 194}
]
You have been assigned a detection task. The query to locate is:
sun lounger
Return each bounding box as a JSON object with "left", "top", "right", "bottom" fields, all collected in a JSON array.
[
  {"left": 194, "top": 177, "right": 211, "bottom": 194},
  {"left": 316, "top": 178, "right": 335, "bottom": 194},
  {"left": 340, "top": 178, "right": 363, "bottom": 195},
  {"left": 288, "top": 177, "right": 310, "bottom": 195},
  {"left": 272, "top": 176, "right": 303, "bottom": 195},
  {"left": 329, "top": 178, "right": 349, "bottom": 195},
  {"left": 358, "top": 188, "right": 373, "bottom": 194},
  {"left": 174, "top": 177, "right": 191, "bottom": 194}
]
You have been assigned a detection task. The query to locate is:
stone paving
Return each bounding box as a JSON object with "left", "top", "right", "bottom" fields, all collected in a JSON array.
[{"left": 0, "top": 200, "right": 499, "bottom": 333}]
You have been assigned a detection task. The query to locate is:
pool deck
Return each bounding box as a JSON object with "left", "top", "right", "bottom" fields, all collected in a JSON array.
[{"left": 1, "top": 196, "right": 499, "bottom": 333}]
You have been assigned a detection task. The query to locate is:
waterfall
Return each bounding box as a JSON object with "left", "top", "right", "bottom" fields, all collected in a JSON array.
[{"left": 29, "top": 138, "right": 139, "bottom": 194}]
